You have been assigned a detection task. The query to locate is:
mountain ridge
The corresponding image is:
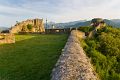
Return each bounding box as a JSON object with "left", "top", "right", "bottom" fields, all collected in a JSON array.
[{"left": 46, "top": 19, "right": 120, "bottom": 29}]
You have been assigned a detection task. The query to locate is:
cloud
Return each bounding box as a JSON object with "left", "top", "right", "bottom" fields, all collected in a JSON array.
[{"left": 0, "top": 0, "right": 120, "bottom": 27}]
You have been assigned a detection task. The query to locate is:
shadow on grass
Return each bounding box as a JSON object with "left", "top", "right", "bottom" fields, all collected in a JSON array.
[{"left": 0, "top": 34, "right": 68, "bottom": 80}]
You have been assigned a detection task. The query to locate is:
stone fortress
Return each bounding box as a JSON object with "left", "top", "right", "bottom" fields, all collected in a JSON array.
[
  {"left": 0, "top": 18, "right": 105, "bottom": 44},
  {"left": 9, "top": 18, "right": 45, "bottom": 33},
  {"left": 0, "top": 18, "right": 45, "bottom": 44}
]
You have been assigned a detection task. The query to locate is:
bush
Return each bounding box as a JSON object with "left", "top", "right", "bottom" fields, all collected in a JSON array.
[
  {"left": 27, "top": 24, "right": 33, "bottom": 31},
  {"left": 78, "top": 26, "right": 89, "bottom": 32},
  {"left": 82, "top": 26, "right": 120, "bottom": 80}
]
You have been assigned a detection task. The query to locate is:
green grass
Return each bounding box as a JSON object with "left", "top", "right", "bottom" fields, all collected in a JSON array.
[{"left": 0, "top": 34, "right": 68, "bottom": 80}]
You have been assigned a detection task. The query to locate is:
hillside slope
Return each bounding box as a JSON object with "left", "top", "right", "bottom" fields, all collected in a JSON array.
[{"left": 81, "top": 26, "right": 120, "bottom": 80}]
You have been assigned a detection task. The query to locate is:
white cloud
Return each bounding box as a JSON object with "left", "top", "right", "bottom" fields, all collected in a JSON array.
[{"left": 0, "top": 0, "right": 120, "bottom": 27}]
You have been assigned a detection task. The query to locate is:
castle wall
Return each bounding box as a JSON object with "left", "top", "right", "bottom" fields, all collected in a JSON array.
[
  {"left": 10, "top": 19, "right": 45, "bottom": 33},
  {"left": 51, "top": 30, "right": 99, "bottom": 80},
  {"left": 0, "top": 33, "right": 15, "bottom": 44}
]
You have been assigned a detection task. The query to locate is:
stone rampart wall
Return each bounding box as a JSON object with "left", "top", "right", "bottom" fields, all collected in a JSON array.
[{"left": 51, "top": 30, "right": 99, "bottom": 80}]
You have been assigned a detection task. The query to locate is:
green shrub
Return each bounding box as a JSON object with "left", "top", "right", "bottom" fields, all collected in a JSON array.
[
  {"left": 27, "top": 24, "right": 33, "bottom": 31},
  {"left": 82, "top": 26, "right": 120, "bottom": 80},
  {"left": 78, "top": 26, "right": 89, "bottom": 32}
]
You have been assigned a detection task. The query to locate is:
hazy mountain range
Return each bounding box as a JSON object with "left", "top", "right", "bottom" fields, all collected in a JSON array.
[
  {"left": 0, "top": 27, "right": 9, "bottom": 32},
  {"left": 45, "top": 19, "right": 120, "bottom": 29},
  {"left": 0, "top": 19, "right": 120, "bottom": 32}
]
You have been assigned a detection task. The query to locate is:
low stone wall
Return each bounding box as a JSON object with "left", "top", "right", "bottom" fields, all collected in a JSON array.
[
  {"left": 45, "top": 28, "right": 71, "bottom": 34},
  {"left": 0, "top": 33, "right": 15, "bottom": 44},
  {"left": 51, "top": 30, "right": 99, "bottom": 80}
]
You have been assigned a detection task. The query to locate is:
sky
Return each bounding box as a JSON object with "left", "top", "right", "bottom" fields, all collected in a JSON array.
[{"left": 0, "top": 0, "right": 120, "bottom": 27}]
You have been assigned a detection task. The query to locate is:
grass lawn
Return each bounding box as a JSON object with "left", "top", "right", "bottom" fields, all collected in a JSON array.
[{"left": 0, "top": 34, "right": 68, "bottom": 80}]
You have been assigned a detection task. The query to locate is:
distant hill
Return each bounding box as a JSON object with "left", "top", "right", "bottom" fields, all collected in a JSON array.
[
  {"left": 111, "top": 19, "right": 120, "bottom": 23},
  {"left": 0, "top": 27, "right": 9, "bottom": 32},
  {"left": 45, "top": 20, "right": 89, "bottom": 29},
  {"left": 45, "top": 19, "right": 120, "bottom": 29},
  {"left": 104, "top": 19, "right": 120, "bottom": 27}
]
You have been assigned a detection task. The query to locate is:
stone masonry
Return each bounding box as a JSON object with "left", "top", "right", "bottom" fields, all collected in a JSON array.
[
  {"left": 51, "top": 30, "right": 99, "bottom": 80},
  {"left": 0, "top": 33, "right": 15, "bottom": 44},
  {"left": 10, "top": 18, "right": 45, "bottom": 33}
]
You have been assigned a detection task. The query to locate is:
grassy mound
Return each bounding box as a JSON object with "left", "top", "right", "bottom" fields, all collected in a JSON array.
[{"left": 0, "top": 34, "right": 68, "bottom": 80}]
